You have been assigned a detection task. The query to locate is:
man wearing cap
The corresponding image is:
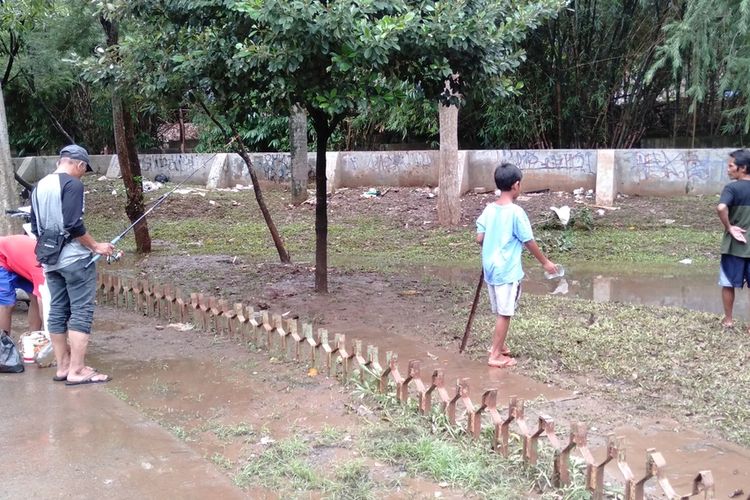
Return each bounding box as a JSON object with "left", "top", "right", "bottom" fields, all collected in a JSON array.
[{"left": 30, "top": 144, "right": 114, "bottom": 385}]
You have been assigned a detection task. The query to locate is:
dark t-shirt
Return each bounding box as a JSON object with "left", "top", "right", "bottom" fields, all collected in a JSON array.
[{"left": 719, "top": 179, "right": 750, "bottom": 257}]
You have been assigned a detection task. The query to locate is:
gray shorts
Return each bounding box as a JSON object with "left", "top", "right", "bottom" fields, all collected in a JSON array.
[
  {"left": 487, "top": 281, "right": 522, "bottom": 316},
  {"left": 45, "top": 258, "right": 97, "bottom": 335}
]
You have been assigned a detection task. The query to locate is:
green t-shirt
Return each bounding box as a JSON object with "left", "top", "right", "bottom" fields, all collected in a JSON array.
[{"left": 720, "top": 179, "right": 750, "bottom": 257}]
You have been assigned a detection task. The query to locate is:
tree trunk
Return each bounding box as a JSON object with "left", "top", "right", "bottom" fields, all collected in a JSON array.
[
  {"left": 193, "top": 96, "right": 291, "bottom": 265},
  {"left": 0, "top": 84, "right": 21, "bottom": 235},
  {"left": 308, "top": 108, "right": 340, "bottom": 294},
  {"left": 438, "top": 102, "right": 461, "bottom": 227},
  {"left": 314, "top": 131, "right": 329, "bottom": 293},
  {"left": 178, "top": 108, "right": 186, "bottom": 154},
  {"left": 112, "top": 96, "right": 151, "bottom": 253},
  {"left": 102, "top": 15, "right": 151, "bottom": 253},
  {"left": 235, "top": 147, "right": 291, "bottom": 264},
  {"left": 289, "top": 104, "right": 308, "bottom": 205}
]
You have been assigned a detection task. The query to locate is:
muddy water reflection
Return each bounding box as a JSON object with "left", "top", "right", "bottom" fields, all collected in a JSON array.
[{"left": 423, "top": 265, "right": 747, "bottom": 320}]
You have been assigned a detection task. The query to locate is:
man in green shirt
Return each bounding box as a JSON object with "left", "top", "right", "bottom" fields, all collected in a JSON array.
[{"left": 716, "top": 149, "right": 750, "bottom": 329}]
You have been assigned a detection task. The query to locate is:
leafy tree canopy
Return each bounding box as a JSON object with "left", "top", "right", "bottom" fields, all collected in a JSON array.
[{"left": 650, "top": 0, "right": 750, "bottom": 132}]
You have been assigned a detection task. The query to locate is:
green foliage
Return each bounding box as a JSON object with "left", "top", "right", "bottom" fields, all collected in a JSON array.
[
  {"left": 650, "top": 0, "right": 750, "bottom": 133},
  {"left": 235, "top": 437, "right": 320, "bottom": 491},
  {"left": 0, "top": 0, "right": 113, "bottom": 154}
]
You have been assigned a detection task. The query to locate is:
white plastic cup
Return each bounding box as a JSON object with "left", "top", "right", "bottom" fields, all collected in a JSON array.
[
  {"left": 544, "top": 265, "right": 565, "bottom": 280},
  {"left": 22, "top": 335, "right": 35, "bottom": 364}
]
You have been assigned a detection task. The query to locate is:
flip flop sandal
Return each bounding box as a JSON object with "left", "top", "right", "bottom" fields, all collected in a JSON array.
[{"left": 65, "top": 370, "right": 112, "bottom": 386}]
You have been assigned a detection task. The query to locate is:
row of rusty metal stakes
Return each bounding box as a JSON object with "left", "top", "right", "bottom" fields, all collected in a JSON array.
[{"left": 96, "top": 270, "right": 724, "bottom": 500}]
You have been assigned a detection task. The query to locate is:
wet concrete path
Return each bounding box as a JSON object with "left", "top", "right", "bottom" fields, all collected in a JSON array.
[{"left": 0, "top": 365, "right": 245, "bottom": 499}]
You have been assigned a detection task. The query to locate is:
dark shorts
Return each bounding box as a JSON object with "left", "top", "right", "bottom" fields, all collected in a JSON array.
[
  {"left": 719, "top": 254, "right": 750, "bottom": 288},
  {"left": 45, "top": 258, "right": 97, "bottom": 334}
]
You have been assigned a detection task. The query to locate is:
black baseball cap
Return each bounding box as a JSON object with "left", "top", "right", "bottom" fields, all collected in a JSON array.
[{"left": 60, "top": 144, "right": 92, "bottom": 172}]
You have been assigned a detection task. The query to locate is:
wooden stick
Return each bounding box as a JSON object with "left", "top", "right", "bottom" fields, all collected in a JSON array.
[{"left": 459, "top": 269, "right": 484, "bottom": 353}]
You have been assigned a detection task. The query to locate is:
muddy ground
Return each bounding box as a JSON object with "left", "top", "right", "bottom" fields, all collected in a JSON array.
[{"left": 17, "top": 179, "right": 743, "bottom": 497}]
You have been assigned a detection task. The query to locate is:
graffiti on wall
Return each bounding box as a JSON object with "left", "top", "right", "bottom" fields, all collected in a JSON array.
[
  {"left": 618, "top": 150, "right": 729, "bottom": 187},
  {"left": 139, "top": 154, "right": 213, "bottom": 178},
  {"left": 473, "top": 150, "right": 597, "bottom": 175},
  {"left": 228, "top": 153, "right": 315, "bottom": 182},
  {"left": 342, "top": 151, "right": 435, "bottom": 175}
]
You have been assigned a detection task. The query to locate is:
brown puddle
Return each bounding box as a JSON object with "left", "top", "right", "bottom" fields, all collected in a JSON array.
[
  {"left": 614, "top": 422, "right": 750, "bottom": 496},
  {"left": 420, "top": 264, "right": 748, "bottom": 321},
  {"left": 344, "top": 324, "right": 567, "bottom": 402}
]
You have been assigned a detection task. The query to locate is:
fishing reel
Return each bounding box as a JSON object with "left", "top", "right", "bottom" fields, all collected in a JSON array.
[{"left": 106, "top": 249, "right": 125, "bottom": 264}]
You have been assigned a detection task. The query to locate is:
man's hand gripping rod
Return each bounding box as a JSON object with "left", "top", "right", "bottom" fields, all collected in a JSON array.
[{"left": 84, "top": 154, "right": 218, "bottom": 268}]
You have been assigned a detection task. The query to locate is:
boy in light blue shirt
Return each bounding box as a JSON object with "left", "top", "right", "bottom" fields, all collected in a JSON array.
[{"left": 476, "top": 163, "right": 557, "bottom": 368}]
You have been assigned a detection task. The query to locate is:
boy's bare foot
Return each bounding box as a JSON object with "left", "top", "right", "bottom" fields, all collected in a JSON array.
[
  {"left": 721, "top": 318, "right": 734, "bottom": 328},
  {"left": 488, "top": 356, "right": 517, "bottom": 368},
  {"left": 487, "top": 345, "right": 511, "bottom": 356}
]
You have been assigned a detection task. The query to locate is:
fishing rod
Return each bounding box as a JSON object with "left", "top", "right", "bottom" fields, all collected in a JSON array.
[{"left": 85, "top": 152, "right": 220, "bottom": 268}]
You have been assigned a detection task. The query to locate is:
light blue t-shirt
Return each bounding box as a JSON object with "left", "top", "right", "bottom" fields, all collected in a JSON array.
[{"left": 476, "top": 202, "right": 534, "bottom": 285}]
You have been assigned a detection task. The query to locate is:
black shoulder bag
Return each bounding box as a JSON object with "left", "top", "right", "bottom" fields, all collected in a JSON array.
[{"left": 32, "top": 190, "right": 70, "bottom": 266}]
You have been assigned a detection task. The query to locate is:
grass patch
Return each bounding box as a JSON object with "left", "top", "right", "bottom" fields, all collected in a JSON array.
[
  {"left": 353, "top": 380, "right": 598, "bottom": 499},
  {"left": 316, "top": 424, "right": 347, "bottom": 447},
  {"left": 235, "top": 437, "right": 320, "bottom": 492},
  {"left": 322, "top": 460, "right": 376, "bottom": 500},
  {"left": 210, "top": 453, "right": 233, "bottom": 471},
  {"left": 467, "top": 295, "right": 750, "bottom": 446},
  {"left": 209, "top": 422, "right": 255, "bottom": 442}
]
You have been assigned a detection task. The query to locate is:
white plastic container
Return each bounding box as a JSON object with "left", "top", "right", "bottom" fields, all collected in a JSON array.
[
  {"left": 544, "top": 265, "right": 565, "bottom": 280},
  {"left": 21, "top": 335, "right": 36, "bottom": 364}
]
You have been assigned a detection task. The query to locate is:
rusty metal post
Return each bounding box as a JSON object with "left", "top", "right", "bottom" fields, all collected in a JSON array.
[
  {"left": 248, "top": 308, "right": 262, "bottom": 346},
  {"left": 355, "top": 340, "right": 369, "bottom": 382},
  {"left": 405, "top": 361, "right": 428, "bottom": 413},
  {"left": 112, "top": 275, "right": 122, "bottom": 308},
  {"left": 152, "top": 284, "right": 164, "bottom": 319},
  {"left": 586, "top": 434, "right": 616, "bottom": 499},
  {"left": 384, "top": 353, "right": 406, "bottom": 401},
  {"left": 174, "top": 288, "right": 187, "bottom": 322},
  {"left": 499, "top": 397, "right": 524, "bottom": 458},
  {"left": 335, "top": 334, "right": 354, "bottom": 379},
  {"left": 303, "top": 323, "right": 318, "bottom": 367},
  {"left": 556, "top": 423, "right": 588, "bottom": 486},
  {"left": 481, "top": 390, "right": 504, "bottom": 452},
  {"left": 231, "top": 303, "right": 245, "bottom": 341},
  {"left": 368, "top": 346, "right": 383, "bottom": 384},
  {"left": 424, "top": 370, "right": 450, "bottom": 415},
  {"left": 142, "top": 280, "right": 154, "bottom": 316},
  {"left": 275, "top": 315, "right": 290, "bottom": 356},
  {"left": 261, "top": 310, "right": 274, "bottom": 350},
  {"left": 288, "top": 318, "right": 304, "bottom": 360},
  {"left": 121, "top": 277, "right": 133, "bottom": 311},
  {"left": 208, "top": 297, "right": 221, "bottom": 334},
  {"left": 221, "top": 301, "right": 236, "bottom": 339},
  {"left": 320, "top": 329, "right": 338, "bottom": 376},
  {"left": 690, "top": 471, "right": 715, "bottom": 500},
  {"left": 162, "top": 284, "right": 175, "bottom": 321},
  {"left": 199, "top": 294, "right": 211, "bottom": 331},
  {"left": 132, "top": 279, "right": 143, "bottom": 313}
]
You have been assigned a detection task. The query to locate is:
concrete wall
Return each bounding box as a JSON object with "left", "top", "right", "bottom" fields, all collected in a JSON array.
[
  {"left": 467, "top": 150, "right": 597, "bottom": 193},
  {"left": 338, "top": 151, "right": 440, "bottom": 187},
  {"left": 12, "top": 148, "right": 734, "bottom": 197},
  {"left": 616, "top": 149, "right": 731, "bottom": 196}
]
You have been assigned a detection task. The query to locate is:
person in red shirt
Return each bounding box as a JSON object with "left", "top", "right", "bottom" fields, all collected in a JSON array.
[{"left": 0, "top": 235, "right": 46, "bottom": 333}]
